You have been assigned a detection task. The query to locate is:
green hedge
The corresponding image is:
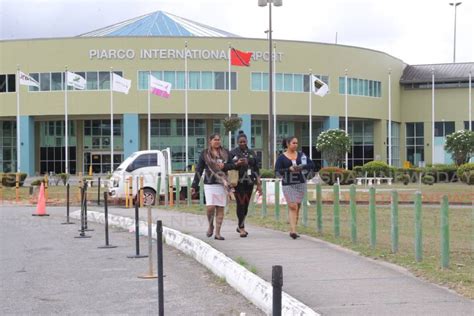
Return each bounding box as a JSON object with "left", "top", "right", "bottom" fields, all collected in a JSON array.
[
  {"left": 259, "top": 169, "right": 275, "bottom": 179},
  {"left": 0, "top": 173, "right": 28, "bottom": 187},
  {"left": 319, "top": 167, "right": 355, "bottom": 185},
  {"left": 457, "top": 163, "right": 474, "bottom": 185},
  {"left": 361, "top": 161, "right": 392, "bottom": 177}
]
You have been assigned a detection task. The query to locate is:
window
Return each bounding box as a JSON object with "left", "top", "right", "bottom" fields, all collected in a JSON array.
[
  {"left": 150, "top": 119, "right": 171, "bottom": 136},
  {"left": 339, "top": 120, "right": 374, "bottom": 169},
  {"left": 128, "top": 153, "right": 157, "bottom": 172},
  {"left": 98, "top": 72, "right": 110, "bottom": 90},
  {"left": 434, "top": 121, "right": 455, "bottom": 137},
  {"left": 39, "top": 121, "right": 77, "bottom": 174},
  {"left": 339, "top": 77, "right": 381, "bottom": 97},
  {"left": 7, "top": 74, "right": 16, "bottom": 92},
  {"left": 138, "top": 70, "right": 236, "bottom": 91},
  {"left": 189, "top": 71, "right": 200, "bottom": 90},
  {"left": 251, "top": 120, "right": 263, "bottom": 149},
  {"left": 40, "top": 73, "right": 51, "bottom": 91},
  {"left": 464, "top": 121, "right": 474, "bottom": 130},
  {"left": 0, "top": 121, "right": 17, "bottom": 172},
  {"left": 252, "top": 72, "right": 329, "bottom": 93},
  {"left": 406, "top": 122, "right": 424, "bottom": 166},
  {"left": 83, "top": 119, "right": 122, "bottom": 150},
  {"left": 27, "top": 71, "right": 122, "bottom": 92},
  {"left": 386, "top": 121, "right": 401, "bottom": 167},
  {"left": 86, "top": 72, "right": 98, "bottom": 90}
]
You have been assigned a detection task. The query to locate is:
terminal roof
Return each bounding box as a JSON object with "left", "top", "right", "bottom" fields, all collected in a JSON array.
[
  {"left": 78, "top": 11, "right": 240, "bottom": 38},
  {"left": 400, "top": 63, "right": 474, "bottom": 83}
]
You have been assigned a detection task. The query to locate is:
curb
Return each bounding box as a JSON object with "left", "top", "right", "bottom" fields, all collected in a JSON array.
[{"left": 71, "top": 210, "right": 319, "bottom": 316}]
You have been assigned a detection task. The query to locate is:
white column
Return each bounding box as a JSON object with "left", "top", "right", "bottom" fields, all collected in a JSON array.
[
  {"left": 64, "top": 67, "right": 69, "bottom": 174},
  {"left": 309, "top": 70, "right": 313, "bottom": 160},
  {"left": 345, "top": 69, "right": 349, "bottom": 170},
  {"left": 184, "top": 41, "right": 189, "bottom": 170},
  {"left": 16, "top": 66, "right": 21, "bottom": 173},
  {"left": 388, "top": 69, "right": 392, "bottom": 166},
  {"left": 431, "top": 68, "right": 435, "bottom": 165},
  {"left": 110, "top": 68, "right": 114, "bottom": 172}
]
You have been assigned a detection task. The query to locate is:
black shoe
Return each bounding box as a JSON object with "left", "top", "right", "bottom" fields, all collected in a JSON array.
[
  {"left": 289, "top": 233, "right": 300, "bottom": 240},
  {"left": 237, "top": 227, "right": 249, "bottom": 237},
  {"left": 214, "top": 236, "right": 225, "bottom": 240},
  {"left": 206, "top": 227, "right": 214, "bottom": 238}
]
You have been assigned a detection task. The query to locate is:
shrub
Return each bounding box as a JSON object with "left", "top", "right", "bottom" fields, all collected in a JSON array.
[
  {"left": 259, "top": 169, "right": 275, "bottom": 179},
  {"left": 58, "top": 173, "right": 70, "bottom": 185},
  {"left": 432, "top": 164, "right": 458, "bottom": 182},
  {"left": 31, "top": 179, "right": 43, "bottom": 186},
  {"left": 421, "top": 174, "right": 435, "bottom": 185},
  {"left": 397, "top": 168, "right": 422, "bottom": 183},
  {"left": 396, "top": 173, "right": 410, "bottom": 185},
  {"left": 1, "top": 173, "right": 27, "bottom": 187},
  {"left": 362, "top": 161, "right": 391, "bottom": 177},
  {"left": 319, "top": 167, "right": 355, "bottom": 185},
  {"left": 352, "top": 166, "right": 363, "bottom": 177},
  {"left": 457, "top": 163, "right": 474, "bottom": 185}
]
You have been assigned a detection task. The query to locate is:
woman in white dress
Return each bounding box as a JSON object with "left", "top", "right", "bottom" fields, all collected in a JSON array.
[{"left": 192, "top": 134, "right": 238, "bottom": 240}]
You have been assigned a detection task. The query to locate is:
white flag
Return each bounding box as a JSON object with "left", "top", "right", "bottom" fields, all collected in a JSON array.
[
  {"left": 19, "top": 71, "right": 39, "bottom": 87},
  {"left": 150, "top": 75, "right": 171, "bottom": 98},
  {"left": 112, "top": 73, "right": 131, "bottom": 94},
  {"left": 66, "top": 71, "right": 86, "bottom": 90},
  {"left": 312, "top": 75, "right": 329, "bottom": 97}
]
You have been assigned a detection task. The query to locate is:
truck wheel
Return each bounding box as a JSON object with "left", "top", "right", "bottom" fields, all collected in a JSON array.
[{"left": 143, "top": 188, "right": 156, "bottom": 206}]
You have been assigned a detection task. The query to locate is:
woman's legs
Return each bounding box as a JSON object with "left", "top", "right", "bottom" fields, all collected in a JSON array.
[
  {"left": 235, "top": 185, "right": 253, "bottom": 232},
  {"left": 288, "top": 202, "right": 299, "bottom": 234},
  {"left": 206, "top": 205, "right": 216, "bottom": 236},
  {"left": 215, "top": 206, "right": 225, "bottom": 238}
]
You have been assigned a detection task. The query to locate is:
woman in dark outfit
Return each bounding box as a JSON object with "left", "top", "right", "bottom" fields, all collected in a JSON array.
[
  {"left": 274, "top": 136, "right": 315, "bottom": 239},
  {"left": 191, "top": 134, "right": 237, "bottom": 240},
  {"left": 230, "top": 131, "right": 262, "bottom": 237}
]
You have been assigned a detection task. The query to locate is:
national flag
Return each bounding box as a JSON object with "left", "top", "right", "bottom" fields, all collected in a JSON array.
[
  {"left": 230, "top": 48, "right": 253, "bottom": 67},
  {"left": 150, "top": 75, "right": 171, "bottom": 99},
  {"left": 311, "top": 75, "right": 329, "bottom": 97},
  {"left": 112, "top": 73, "right": 131, "bottom": 94},
  {"left": 66, "top": 71, "right": 86, "bottom": 90},
  {"left": 19, "top": 71, "right": 39, "bottom": 87}
]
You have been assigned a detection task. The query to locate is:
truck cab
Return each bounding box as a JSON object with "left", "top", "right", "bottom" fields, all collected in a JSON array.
[{"left": 108, "top": 148, "right": 193, "bottom": 205}]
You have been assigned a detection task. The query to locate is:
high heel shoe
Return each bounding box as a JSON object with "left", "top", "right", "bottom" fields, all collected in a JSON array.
[{"left": 206, "top": 226, "right": 214, "bottom": 238}]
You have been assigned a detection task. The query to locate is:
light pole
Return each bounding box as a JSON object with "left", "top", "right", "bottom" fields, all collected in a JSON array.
[
  {"left": 259, "top": 0, "right": 282, "bottom": 168},
  {"left": 449, "top": 2, "right": 462, "bottom": 63}
]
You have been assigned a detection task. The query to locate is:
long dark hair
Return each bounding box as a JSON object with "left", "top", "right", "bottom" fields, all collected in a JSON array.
[{"left": 282, "top": 136, "right": 297, "bottom": 150}]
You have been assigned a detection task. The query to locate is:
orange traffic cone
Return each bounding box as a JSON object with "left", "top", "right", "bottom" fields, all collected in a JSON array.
[{"left": 32, "top": 183, "right": 50, "bottom": 216}]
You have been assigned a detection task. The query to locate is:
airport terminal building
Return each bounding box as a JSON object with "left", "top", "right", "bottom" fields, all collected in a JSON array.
[{"left": 1, "top": 11, "right": 473, "bottom": 175}]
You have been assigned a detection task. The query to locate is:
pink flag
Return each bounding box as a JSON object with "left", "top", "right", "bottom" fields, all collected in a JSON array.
[{"left": 150, "top": 75, "right": 172, "bottom": 99}]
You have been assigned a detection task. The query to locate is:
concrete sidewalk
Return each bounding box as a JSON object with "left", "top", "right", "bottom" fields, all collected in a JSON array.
[{"left": 86, "top": 205, "right": 474, "bottom": 316}]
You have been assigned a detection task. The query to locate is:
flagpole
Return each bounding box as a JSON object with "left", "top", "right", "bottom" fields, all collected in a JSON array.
[
  {"left": 469, "top": 71, "right": 472, "bottom": 131},
  {"left": 309, "top": 69, "right": 313, "bottom": 160},
  {"left": 185, "top": 41, "right": 189, "bottom": 171},
  {"left": 16, "top": 65, "right": 21, "bottom": 173},
  {"left": 388, "top": 69, "right": 392, "bottom": 166},
  {"left": 110, "top": 67, "right": 114, "bottom": 173},
  {"left": 65, "top": 66, "right": 69, "bottom": 174},
  {"left": 344, "top": 69, "right": 348, "bottom": 170},
  {"left": 273, "top": 43, "right": 277, "bottom": 156},
  {"left": 431, "top": 68, "right": 435, "bottom": 165},
  {"left": 148, "top": 71, "right": 151, "bottom": 151},
  {"left": 228, "top": 44, "right": 232, "bottom": 149}
]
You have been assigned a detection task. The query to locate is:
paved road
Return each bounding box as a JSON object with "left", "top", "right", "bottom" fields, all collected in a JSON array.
[
  {"left": 88, "top": 205, "right": 474, "bottom": 316},
  {"left": 0, "top": 206, "right": 262, "bottom": 315}
]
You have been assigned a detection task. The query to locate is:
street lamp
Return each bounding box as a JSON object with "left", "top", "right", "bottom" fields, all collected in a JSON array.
[
  {"left": 449, "top": 2, "right": 462, "bottom": 63},
  {"left": 259, "top": 0, "right": 282, "bottom": 168}
]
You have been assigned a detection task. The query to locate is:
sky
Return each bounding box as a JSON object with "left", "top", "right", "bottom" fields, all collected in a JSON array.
[{"left": 0, "top": 0, "right": 473, "bottom": 65}]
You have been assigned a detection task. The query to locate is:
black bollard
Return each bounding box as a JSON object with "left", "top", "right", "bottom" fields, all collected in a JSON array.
[
  {"left": 75, "top": 187, "right": 91, "bottom": 239},
  {"left": 62, "top": 183, "right": 74, "bottom": 225},
  {"left": 272, "top": 265, "right": 283, "bottom": 316},
  {"left": 127, "top": 200, "right": 147, "bottom": 258},
  {"left": 83, "top": 183, "right": 94, "bottom": 232},
  {"left": 98, "top": 192, "right": 117, "bottom": 249},
  {"left": 97, "top": 177, "right": 101, "bottom": 206},
  {"left": 157, "top": 220, "right": 164, "bottom": 316}
]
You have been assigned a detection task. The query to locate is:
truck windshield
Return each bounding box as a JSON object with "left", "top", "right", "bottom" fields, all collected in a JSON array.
[{"left": 115, "top": 152, "right": 138, "bottom": 171}]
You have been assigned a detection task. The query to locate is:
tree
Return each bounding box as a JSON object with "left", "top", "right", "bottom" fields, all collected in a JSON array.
[
  {"left": 316, "top": 129, "right": 351, "bottom": 167},
  {"left": 444, "top": 130, "right": 474, "bottom": 166}
]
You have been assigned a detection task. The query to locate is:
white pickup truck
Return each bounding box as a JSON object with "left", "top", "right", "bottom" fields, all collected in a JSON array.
[{"left": 108, "top": 148, "right": 194, "bottom": 205}]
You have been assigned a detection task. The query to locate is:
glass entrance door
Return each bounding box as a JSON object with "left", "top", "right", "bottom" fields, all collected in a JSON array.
[{"left": 84, "top": 152, "right": 123, "bottom": 174}]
